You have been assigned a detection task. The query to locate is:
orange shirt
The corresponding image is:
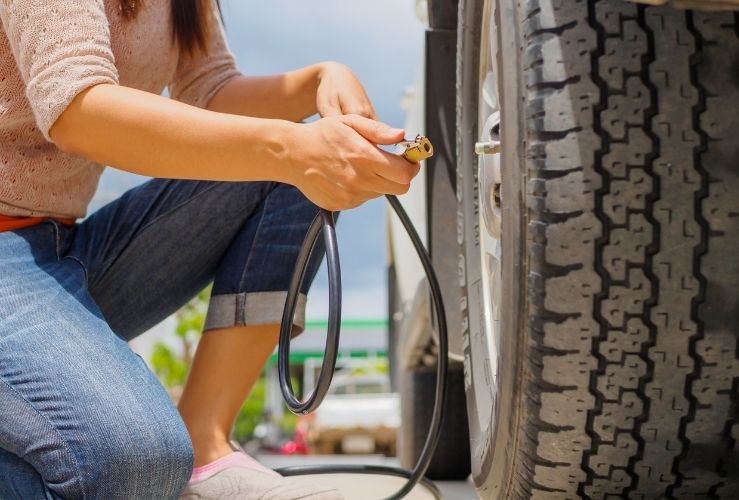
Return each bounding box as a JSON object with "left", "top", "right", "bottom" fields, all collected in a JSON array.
[{"left": 0, "top": 215, "right": 75, "bottom": 232}]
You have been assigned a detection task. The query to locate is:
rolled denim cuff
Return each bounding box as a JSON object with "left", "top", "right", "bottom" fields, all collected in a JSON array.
[{"left": 203, "top": 291, "right": 307, "bottom": 331}]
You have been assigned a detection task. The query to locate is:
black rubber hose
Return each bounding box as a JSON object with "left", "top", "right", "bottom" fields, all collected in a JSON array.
[
  {"left": 277, "top": 195, "right": 449, "bottom": 499},
  {"left": 278, "top": 209, "right": 341, "bottom": 416},
  {"left": 274, "top": 464, "right": 443, "bottom": 499}
]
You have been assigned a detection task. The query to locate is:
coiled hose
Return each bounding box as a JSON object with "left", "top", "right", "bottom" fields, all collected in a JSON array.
[{"left": 276, "top": 139, "right": 447, "bottom": 499}]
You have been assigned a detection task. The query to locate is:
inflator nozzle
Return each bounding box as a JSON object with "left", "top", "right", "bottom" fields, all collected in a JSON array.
[{"left": 399, "top": 135, "right": 434, "bottom": 163}]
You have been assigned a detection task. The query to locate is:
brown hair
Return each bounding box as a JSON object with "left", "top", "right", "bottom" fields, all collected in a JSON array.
[{"left": 119, "top": 0, "right": 219, "bottom": 55}]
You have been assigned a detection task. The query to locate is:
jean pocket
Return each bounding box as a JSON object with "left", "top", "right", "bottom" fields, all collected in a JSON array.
[
  {"left": 45, "top": 220, "right": 73, "bottom": 260},
  {"left": 46, "top": 221, "right": 89, "bottom": 289}
]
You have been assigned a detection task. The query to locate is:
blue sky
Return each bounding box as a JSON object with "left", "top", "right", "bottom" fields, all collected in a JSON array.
[{"left": 93, "top": 0, "right": 425, "bottom": 320}]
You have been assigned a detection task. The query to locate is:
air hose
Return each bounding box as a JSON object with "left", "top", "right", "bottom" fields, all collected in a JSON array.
[{"left": 276, "top": 137, "right": 448, "bottom": 499}]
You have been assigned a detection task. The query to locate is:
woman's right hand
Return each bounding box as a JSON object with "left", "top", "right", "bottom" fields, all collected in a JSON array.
[{"left": 286, "top": 115, "right": 421, "bottom": 211}]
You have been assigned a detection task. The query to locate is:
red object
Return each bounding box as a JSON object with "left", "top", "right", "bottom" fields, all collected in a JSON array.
[
  {"left": 280, "top": 419, "right": 310, "bottom": 455},
  {"left": 0, "top": 215, "right": 75, "bottom": 232}
]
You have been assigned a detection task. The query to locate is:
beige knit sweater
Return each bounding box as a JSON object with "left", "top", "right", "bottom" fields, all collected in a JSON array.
[{"left": 0, "top": 0, "right": 240, "bottom": 219}]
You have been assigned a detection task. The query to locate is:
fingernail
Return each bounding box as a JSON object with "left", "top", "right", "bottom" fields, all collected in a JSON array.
[{"left": 390, "top": 128, "right": 404, "bottom": 135}]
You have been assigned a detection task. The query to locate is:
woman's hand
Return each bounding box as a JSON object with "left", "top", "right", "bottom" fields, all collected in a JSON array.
[
  {"left": 286, "top": 114, "right": 420, "bottom": 212},
  {"left": 278, "top": 62, "right": 419, "bottom": 211},
  {"left": 315, "top": 62, "right": 377, "bottom": 119}
]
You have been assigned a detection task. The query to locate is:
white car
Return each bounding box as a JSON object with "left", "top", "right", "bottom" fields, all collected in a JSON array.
[
  {"left": 388, "top": 1, "right": 739, "bottom": 498},
  {"left": 305, "top": 373, "right": 400, "bottom": 456}
]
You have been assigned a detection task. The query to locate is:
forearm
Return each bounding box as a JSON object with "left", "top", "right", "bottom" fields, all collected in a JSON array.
[
  {"left": 50, "top": 84, "right": 298, "bottom": 183},
  {"left": 206, "top": 63, "right": 326, "bottom": 121}
]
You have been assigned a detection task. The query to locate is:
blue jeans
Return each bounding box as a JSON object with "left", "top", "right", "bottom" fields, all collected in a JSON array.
[{"left": 0, "top": 179, "right": 323, "bottom": 499}]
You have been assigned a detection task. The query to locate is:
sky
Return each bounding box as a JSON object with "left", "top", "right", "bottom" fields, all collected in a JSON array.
[{"left": 94, "top": 0, "right": 426, "bottom": 321}]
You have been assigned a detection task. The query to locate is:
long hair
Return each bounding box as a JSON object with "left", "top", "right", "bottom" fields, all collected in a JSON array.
[{"left": 119, "top": 0, "right": 219, "bottom": 55}]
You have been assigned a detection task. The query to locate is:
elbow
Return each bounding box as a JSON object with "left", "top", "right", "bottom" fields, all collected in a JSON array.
[
  {"left": 49, "top": 117, "right": 80, "bottom": 155},
  {"left": 49, "top": 85, "right": 106, "bottom": 156}
]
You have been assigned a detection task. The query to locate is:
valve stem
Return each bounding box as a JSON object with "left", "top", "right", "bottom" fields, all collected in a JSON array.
[{"left": 475, "top": 140, "right": 501, "bottom": 155}]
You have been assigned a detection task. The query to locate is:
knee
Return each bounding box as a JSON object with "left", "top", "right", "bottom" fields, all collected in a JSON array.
[{"left": 83, "top": 415, "right": 193, "bottom": 499}]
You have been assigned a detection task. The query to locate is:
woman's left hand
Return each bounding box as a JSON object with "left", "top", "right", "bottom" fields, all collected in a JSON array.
[{"left": 316, "top": 62, "right": 377, "bottom": 119}]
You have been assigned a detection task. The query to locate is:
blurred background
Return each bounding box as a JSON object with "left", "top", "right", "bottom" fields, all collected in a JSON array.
[{"left": 102, "top": 0, "right": 425, "bottom": 459}]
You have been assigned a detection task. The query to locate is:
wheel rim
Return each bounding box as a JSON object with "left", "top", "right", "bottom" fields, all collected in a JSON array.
[{"left": 470, "top": 0, "right": 501, "bottom": 442}]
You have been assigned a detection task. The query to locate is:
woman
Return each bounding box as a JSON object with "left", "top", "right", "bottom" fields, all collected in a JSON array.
[{"left": 0, "top": 0, "right": 419, "bottom": 498}]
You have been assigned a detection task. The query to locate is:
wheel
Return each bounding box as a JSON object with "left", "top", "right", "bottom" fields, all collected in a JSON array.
[
  {"left": 398, "top": 367, "right": 472, "bottom": 480},
  {"left": 456, "top": 0, "right": 739, "bottom": 498},
  {"left": 389, "top": 261, "right": 472, "bottom": 479}
]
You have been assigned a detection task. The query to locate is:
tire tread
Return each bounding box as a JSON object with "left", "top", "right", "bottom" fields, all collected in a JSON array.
[{"left": 512, "top": 1, "right": 739, "bottom": 498}]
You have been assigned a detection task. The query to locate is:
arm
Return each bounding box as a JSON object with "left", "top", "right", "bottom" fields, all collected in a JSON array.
[
  {"left": 50, "top": 83, "right": 418, "bottom": 211},
  {"left": 169, "top": 14, "right": 375, "bottom": 122},
  {"left": 206, "top": 65, "right": 323, "bottom": 121},
  {"left": 206, "top": 62, "right": 376, "bottom": 122},
  {"left": 50, "top": 84, "right": 296, "bottom": 183}
]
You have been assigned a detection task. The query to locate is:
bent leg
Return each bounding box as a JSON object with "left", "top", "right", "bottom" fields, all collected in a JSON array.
[
  {"left": 178, "top": 324, "right": 280, "bottom": 466},
  {"left": 69, "top": 178, "right": 323, "bottom": 340},
  {"left": 175, "top": 185, "right": 342, "bottom": 498},
  {"left": 205, "top": 182, "right": 325, "bottom": 331},
  {"left": 65, "top": 179, "right": 327, "bottom": 483},
  {"left": 179, "top": 183, "right": 325, "bottom": 464},
  {"left": 0, "top": 227, "right": 193, "bottom": 499},
  {"left": 68, "top": 179, "right": 276, "bottom": 340}
]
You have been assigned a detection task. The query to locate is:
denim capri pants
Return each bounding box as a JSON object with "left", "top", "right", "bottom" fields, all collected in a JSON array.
[{"left": 0, "top": 179, "right": 323, "bottom": 499}]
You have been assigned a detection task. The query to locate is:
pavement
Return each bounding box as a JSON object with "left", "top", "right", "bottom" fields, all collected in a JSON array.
[{"left": 258, "top": 454, "right": 477, "bottom": 499}]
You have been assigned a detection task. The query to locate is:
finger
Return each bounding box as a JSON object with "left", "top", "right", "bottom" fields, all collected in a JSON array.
[
  {"left": 369, "top": 173, "right": 411, "bottom": 195},
  {"left": 318, "top": 97, "right": 343, "bottom": 118},
  {"left": 341, "top": 114, "right": 404, "bottom": 145},
  {"left": 341, "top": 104, "right": 374, "bottom": 119},
  {"left": 344, "top": 165, "right": 410, "bottom": 196},
  {"left": 364, "top": 99, "right": 378, "bottom": 120},
  {"left": 334, "top": 188, "right": 379, "bottom": 210},
  {"left": 367, "top": 148, "right": 422, "bottom": 185},
  {"left": 340, "top": 95, "right": 377, "bottom": 120}
]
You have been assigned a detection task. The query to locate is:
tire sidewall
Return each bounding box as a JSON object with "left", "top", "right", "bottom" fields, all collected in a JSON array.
[{"left": 456, "top": 0, "right": 526, "bottom": 495}]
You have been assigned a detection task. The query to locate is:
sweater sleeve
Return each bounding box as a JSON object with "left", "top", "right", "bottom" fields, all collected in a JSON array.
[
  {"left": 0, "top": 0, "right": 119, "bottom": 141},
  {"left": 169, "top": 8, "right": 240, "bottom": 108}
]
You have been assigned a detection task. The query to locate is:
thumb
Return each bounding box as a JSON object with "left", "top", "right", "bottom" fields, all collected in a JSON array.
[{"left": 341, "top": 114, "right": 405, "bottom": 145}]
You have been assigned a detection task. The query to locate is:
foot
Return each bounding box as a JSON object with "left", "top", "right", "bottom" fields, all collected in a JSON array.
[{"left": 180, "top": 451, "right": 344, "bottom": 500}]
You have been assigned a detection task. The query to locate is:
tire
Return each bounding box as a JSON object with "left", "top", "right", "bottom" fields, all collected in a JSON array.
[
  {"left": 456, "top": 0, "right": 739, "bottom": 498},
  {"left": 398, "top": 367, "right": 472, "bottom": 480}
]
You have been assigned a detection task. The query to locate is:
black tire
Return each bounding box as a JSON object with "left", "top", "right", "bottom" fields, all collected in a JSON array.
[
  {"left": 398, "top": 367, "right": 472, "bottom": 480},
  {"left": 456, "top": 0, "right": 739, "bottom": 498}
]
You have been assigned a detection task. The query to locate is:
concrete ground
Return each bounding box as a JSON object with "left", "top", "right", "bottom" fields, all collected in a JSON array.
[{"left": 258, "top": 454, "right": 477, "bottom": 499}]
